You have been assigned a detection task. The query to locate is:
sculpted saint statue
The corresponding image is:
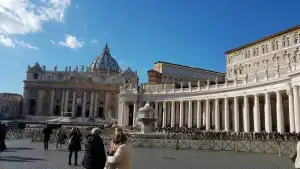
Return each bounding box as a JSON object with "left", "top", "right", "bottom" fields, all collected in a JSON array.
[
  {"left": 54, "top": 65, "right": 57, "bottom": 71},
  {"left": 81, "top": 65, "right": 84, "bottom": 72},
  {"left": 197, "top": 80, "right": 200, "bottom": 88},
  {"left": 188, "top": 81, "right": 191, "bottom": 89},
  {"left": 65, "top": 66, "right": 68, "bottom": 72},
  {"left": 68, "top": 66, "right": 71, "bottom": 72},
  {"left": 75, "top": 66, "right": 78, "bottom": 72},
  {"left": 42, "top": 65, "right": 46, "bottom": 71}
]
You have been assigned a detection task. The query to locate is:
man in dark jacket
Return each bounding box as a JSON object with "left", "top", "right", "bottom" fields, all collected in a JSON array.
[
  {"left": 42, "top": 125, "right": 52, "bottom": 150},
  {"left": 0, "top": 122, "right": 7, "bottom": 151},
  {"left": 82, "top": 128, "right": 106, "bottom": 169}
]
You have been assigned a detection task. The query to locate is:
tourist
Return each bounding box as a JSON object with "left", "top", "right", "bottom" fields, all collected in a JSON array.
[
  {"left": 105, "top": 127, "right": 132, "bottom": 169},
  {"left": 68, "top": 126, "right": 82, "bottom": 166},
  {"left": 82, "top": 128, "right": 106, "bottom": 169},
  {"left": 55, "top": 128, "right": 66, "bottom": 150},
  {"left": 0, "top": 122, "right": 7, "bottom": 152},
  {"left": 42, "top": 125, "right": 52, "bottom": 150}
]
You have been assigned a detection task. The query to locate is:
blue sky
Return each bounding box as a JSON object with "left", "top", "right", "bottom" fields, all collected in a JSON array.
[{"left": 0, "top": 0, "right": 299, "bottom": 94}]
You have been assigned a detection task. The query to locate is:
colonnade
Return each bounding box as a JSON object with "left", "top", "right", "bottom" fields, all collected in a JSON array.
[{"left": 120, "top": 86, "right": 300, "bottom": 133}]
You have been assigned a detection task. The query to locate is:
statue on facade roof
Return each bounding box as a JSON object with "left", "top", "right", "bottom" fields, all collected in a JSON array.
[
  {"left": 215, "top": 77, "right": 218, "bottom": 84},
  {"left": 188, "top": 81, "right": 191, "bottom": 89},
  {"left": 75, "top": 66, "right": 78, "bottom": 72},
  {"left": 54, "top": 65, "right": 57, "bottom": 71},
  {"left": 86, "top": 66, "right": 89, "bottom": 72},
  {"left": 65, "top": 66, "right": 68, "bottom": 72},
  {"left": 27, "top": 65, "right": 30, "bottom": 71},
  {"left": 180, "top": 81, "right": 183, "bottom": 89},
  {"left": 197, "top": 80, "right": 200, "bottom": 88},
  {"left": 68, "top": 66, "right": 71, "bottom": 72},
  {"left": 81, "top": 65, "right": 84, "bottom": 72}
]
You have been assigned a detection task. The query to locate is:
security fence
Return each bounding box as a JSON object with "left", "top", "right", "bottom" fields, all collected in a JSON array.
[{"left": 4, "top": 128, "right": 297, "bottom": 156}]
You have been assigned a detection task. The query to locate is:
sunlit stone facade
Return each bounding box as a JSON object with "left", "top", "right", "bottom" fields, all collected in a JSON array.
[
  {"left": 0, "top": 93, "right": 23, "bottom": 119},
  {"left": 119, "top": 25, "right": 300, "bottom": 133},
  {"left": 22, "top": 44, "right": 138, "bottom": 119}
]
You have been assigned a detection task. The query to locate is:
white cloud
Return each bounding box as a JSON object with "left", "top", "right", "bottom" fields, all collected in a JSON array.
[
  {"left": 90, "top": 39, "right": 98, "bottom": 44},
  {"left": 58, "top": 34, "right": 84, "bottom": 49},
  {"left": 0, "top": 35, "right": 15, "bottom": 48},
  {"left": 15, "top": 40, "right": 39, "bottom": 50},
  {"left": 75, "top": 5, "right": 79, "bottom": 8},
  {"left": 50, "top": 40, "right": 55, "bottom": 44},
  {"left": 0, "top": 0, "right": 71, "bottom": 48}
]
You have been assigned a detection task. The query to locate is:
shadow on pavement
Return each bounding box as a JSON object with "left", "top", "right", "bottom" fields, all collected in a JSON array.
[
  {"left": 6, "top": 147, "right": 34, "bottom": 150},
  {"left": 0, "top": 156, "right": 44, "bottom": 162}
]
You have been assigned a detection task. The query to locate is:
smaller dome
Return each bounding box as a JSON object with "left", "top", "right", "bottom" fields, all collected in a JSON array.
[
  {"left": 90, "top": 43, "right": 120, "bottom": 72},
  {"left": 121, "top": 67, "right": 136, "bottom": 76}
]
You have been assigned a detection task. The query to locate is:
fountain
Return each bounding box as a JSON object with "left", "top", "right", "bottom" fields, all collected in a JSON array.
[{"left": 136, "top": 102, "right": 157, "bottom": 133}]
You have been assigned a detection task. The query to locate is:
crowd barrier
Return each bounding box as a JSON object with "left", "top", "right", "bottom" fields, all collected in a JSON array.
[{"left": 4, "top": 128, "right": 297, "bottom": 156}]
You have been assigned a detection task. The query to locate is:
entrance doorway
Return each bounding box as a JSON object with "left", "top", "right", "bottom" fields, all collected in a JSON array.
[
  {"left": 85, "top": 110, "right": 90, "bottom": 117},
  {"left": 98, "top": 107, "right": 104, "bottom": 119},
  {"left": 29, "top": 99, "right": 36, "bottom": 115},
  {"left": 54, "top": 105, "right": 60, "bottom": 116},
  {"left": 76, "top": 106, "right": 82, "bottom": 117},
  {"left": 128, "top": 104, "right": 134, "bottom": 126}
]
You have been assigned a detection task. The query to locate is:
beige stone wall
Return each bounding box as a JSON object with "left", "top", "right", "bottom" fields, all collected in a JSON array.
[
  {"left": 226, "top": 28, "right": 300, "bottom": 81},
  {"left": 0, "top": 93, "right": 22, "bottom": 119}
]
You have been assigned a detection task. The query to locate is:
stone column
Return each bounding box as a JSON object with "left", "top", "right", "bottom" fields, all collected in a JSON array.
[
  {"left": 171, "top": 101, "right": 175, "bottom": 127},
  {"left": 118, "top": 101, "right": 124, "bottom": 125},
  {"left": 64, "top": 90, "right": 69, "bottom": 112},
  {"left": 243, "top": 95, "right": 250, "bottom": 132},
  {"left": 89, "top": 92, "right": 94, "bottom": 117},
  {"left": 234, "top": 97, "right": 239, "bottom": 132},
  {"left": 288, "top": 89, "right": 295, "bottom": 133},
  {"left": 82, "top": 91, "right": 87, "bottom": 118},
  {"left": 224, "top": 97, "right": 229, "bottom": 132},
  {"left": 188, "top": 100, "right": 192, "bottom": 128},
  {"left": 179, "top": 101, "right": 184, "bottom": 127},
  {"left": 71, "top": 91, "right": 76, "bottom": 117},
  {"left": 293, "top": 86, "right": 300, "bottom": 132},
  {"left": 162, "top": 101, "right": 167, "bottom": 127},
  {"left": 60, "top": 90, "right": 65, "bottom": 116},
  {"left": 93, "top": 92, "right": 98, "bottom": 117},
  {"left": 133, "top": 102, "right": 138, "bottom": 127},
  {"left": 196, "top": 100, "right": 201, "bottom": 128},
  {"left": 205, "top": 99, "right": 210, "bottom": 130},
  {"left": 155, "top": 101, "right": 158, "bottom": 127},
  {"left": 215, "top": 98, "right": 220, "bottom": 132},
  {"left": 253, "top": 94, "right": 261, "bottom": 133},
  {"left": 276, "top": 91, "right": 284, "bottom": 133},
  {"left": 37, "top": 90, "right": 45, "bottom": 116},
  {"left": 49, "top": 89, "right": 55, "bottom": 115},
  {"left": 264, "top": 92, "right": 272, "bottom": 133},
  {"left": 22, "top": 88, "right": 29, "bottom": 115}
]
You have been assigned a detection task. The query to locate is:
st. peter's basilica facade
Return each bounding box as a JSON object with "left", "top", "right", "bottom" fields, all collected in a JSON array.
[{"left": 22, "top": 43, "right": 138, "bottom": 120}]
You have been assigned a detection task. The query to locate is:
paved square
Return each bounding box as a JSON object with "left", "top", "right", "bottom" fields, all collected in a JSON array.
[{"left": 0, "top": 139, "right": 295, "bottom": 169}]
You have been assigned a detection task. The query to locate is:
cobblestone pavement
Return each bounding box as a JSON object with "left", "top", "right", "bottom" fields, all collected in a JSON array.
[{"left": 0, "top": 139, "right": 295, "bottom": 169}]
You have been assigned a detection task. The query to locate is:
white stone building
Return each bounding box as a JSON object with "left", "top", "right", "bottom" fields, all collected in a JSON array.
[
  {"left": 22, "top": 43, "right": 138, "bottom": 120},
  {"left": 0, "top": 93, "right": 23, "bottom": 119},
  {"left": 119, "top": 25, "right": 300, "bottom": 133}
]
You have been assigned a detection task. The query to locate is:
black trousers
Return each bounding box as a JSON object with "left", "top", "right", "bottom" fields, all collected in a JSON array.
[
  {"left": 44, "top": 139, "right": 49, "bottom": 149},
  {"left": 69, "top": 150, "right": 78, "bottom": 164}
]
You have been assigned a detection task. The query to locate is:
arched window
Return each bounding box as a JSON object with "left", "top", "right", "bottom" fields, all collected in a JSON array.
[{"left": 33, "top": 73, "right": 38, "bottom": 79}]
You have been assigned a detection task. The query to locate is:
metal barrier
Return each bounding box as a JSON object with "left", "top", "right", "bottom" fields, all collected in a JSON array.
[{"left": 5, "top": 129, "right": 297, "bottom": 156}]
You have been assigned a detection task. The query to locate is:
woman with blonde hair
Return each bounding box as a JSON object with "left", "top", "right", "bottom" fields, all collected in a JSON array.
[
  {"left": 68, "top": 126, "right": 82, "bottom": 166},
  {"left": 105, "top": 127, "right": 132, "bottom": 169}
]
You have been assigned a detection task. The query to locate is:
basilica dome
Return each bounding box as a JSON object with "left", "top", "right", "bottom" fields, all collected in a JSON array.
[{"left": 90, "top": 43, "right": 120, "bottom": 72}]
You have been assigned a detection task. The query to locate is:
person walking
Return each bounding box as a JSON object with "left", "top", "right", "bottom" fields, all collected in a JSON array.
[
  {"left": 82, "top": 128, "right": 106, "bottom": 169},
  {"left": 294, "top": 134, "right": 300, "bottom": 168},
  {"left": 42, "top": 125, "right": 52, "bottom": 150},
  {"left": 0, "top": 122, "right": 7, "bottom": 152},
  {"left": 55, "top": 128, "right": 65, "bottom": 150},
  {"left": 68, "top": 126, "right": 82, "bottom": 166},
  {"left": 106, "top": 127, "right": 132, "bottom": 169}
]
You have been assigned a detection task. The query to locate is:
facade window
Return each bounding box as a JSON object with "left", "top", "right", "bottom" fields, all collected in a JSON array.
[
  {"left": 295, "top": 34, "right": 299, "bottom": 44},
  {"left": 33, "top": 73, "right": 38, "bottom": 79},
  {"left": 282, "top": 36, "right": 287, "bottom": 47},
  {"left": 272, "top": 40, "right": 278, "bottom": 51},
  {"left": 287, "top": 37, "right": 290, "bottom": 46},
  {"left": 253, "top": 49, "right": 256, "bottom": 56},
  {"left": 245, "top": 50, "right": 250, "bottom": 59},
  {"left": 262, "top": 44, "right": 268, "bottom": 54}
]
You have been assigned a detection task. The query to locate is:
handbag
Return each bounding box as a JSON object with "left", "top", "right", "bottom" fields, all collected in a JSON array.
[
  {"left": 104, "top": 161, "right": 115, "bottom": 169},
  {"left": 68, "top": 136, "right": 73, "bottom": 144},
  {"left": 290, "top": 151, "right": 297, "bottom": 163}
]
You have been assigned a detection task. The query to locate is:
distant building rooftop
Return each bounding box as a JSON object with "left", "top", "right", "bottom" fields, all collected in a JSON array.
[
  {"left": 224, "top": 25, "right": 300, "bottom": 55},
  {"left": 154, "top": 61, "right": 225, "bottom": 75}
]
